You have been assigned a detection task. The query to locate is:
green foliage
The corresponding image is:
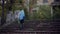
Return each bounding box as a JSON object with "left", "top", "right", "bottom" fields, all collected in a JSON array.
[
  {"left": 39, "top": 5, "right": 51, "bottom": 19},
  {"left": 24, "top": 7, "right": 29, "bottom": 20},
  {"left": 53, "top": 6, "right": 60, "bottom": 19},
  {"left": 0, "top": 6, "right": 2, "bottom": 16},
  {"left": 19, "top": 0, "right": 23, "bottom": 3},
  {"left": 0, "top": 5, "right": 7, "bottom": 17},
  {"left": 30, "top": 5, "right": 52, "bottom": 20}
]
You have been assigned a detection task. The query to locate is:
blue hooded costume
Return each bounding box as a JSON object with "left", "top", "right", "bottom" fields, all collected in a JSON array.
[{"left": 19, "top": 10, "right": 25, "bottom": 20}]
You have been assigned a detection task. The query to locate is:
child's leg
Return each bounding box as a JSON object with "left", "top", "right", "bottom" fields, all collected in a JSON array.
[{"left": 20, "top": 19, "right": 24, "bottom": 30}]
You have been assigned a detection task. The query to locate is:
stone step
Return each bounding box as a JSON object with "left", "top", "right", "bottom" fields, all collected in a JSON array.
[{"left": 1, "top": 31, "right": 59, "bottom": 34}]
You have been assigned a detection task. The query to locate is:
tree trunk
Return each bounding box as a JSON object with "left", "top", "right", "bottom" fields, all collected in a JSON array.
[{"left": 1, "top": 0, "right": 5, "bottom": 25}]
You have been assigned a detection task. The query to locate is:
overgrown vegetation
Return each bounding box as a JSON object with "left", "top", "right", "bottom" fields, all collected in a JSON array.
[
  {"left": 28, "top": 5, "right": 52, "bottom": 20},
  {"left": 0, "top": 6, "right": 2, "bottom": 16},
  {"left": 53, "top": 6, "right": 60, "bottom": 19},
  {"left": 0, "top": 0, "right": 60, "bottom": 20}
]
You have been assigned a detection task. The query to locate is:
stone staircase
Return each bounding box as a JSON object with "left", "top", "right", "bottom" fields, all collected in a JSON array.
[{"left": 0, "top": 19, "right": 60, "bottom": 34}]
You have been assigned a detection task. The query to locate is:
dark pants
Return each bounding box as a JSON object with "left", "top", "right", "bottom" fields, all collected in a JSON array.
[{"left": 19, "top": 19, "right": 24, "bottom": 30}]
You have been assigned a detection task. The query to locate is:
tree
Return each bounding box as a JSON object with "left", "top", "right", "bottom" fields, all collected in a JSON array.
[{"left": 1, "top": 0, "right": 5, "bottom": 25}]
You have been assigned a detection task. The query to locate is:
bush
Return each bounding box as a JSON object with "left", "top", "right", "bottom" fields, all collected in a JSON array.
[
  {"left": 29, "top": 5, "right": 52, "bottom": 20},
  {"left": 0, "top": 6, "right": 2, "bottom": 16}
]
